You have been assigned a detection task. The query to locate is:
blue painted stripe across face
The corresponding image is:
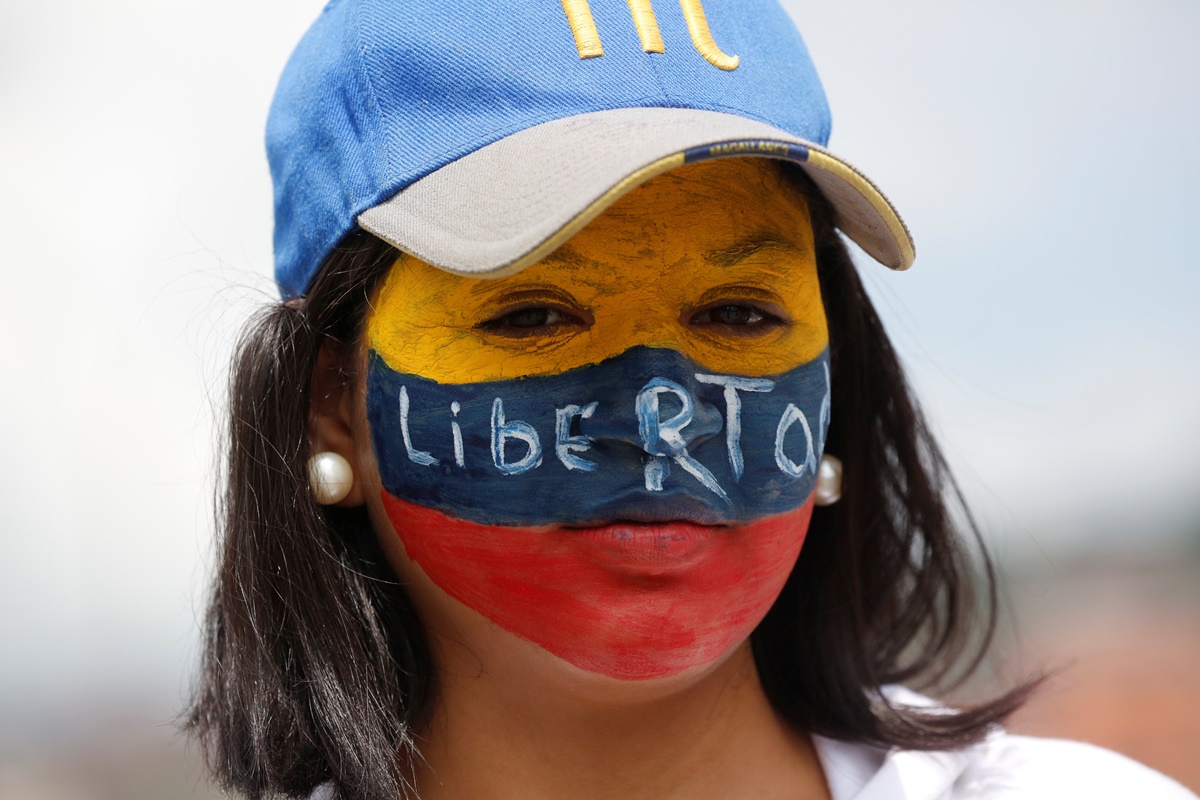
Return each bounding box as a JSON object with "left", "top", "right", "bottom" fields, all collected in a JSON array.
[{"left": 367, "top": 346, "right": 830, "bottom": 527}]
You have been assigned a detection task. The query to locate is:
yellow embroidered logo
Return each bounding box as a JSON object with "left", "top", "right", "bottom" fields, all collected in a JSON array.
[{"left": 560, "top": 0, "right": 739, "bottom": 71}]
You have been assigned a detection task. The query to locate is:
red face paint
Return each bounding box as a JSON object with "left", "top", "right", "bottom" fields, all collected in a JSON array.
[{"left": 382, "top": 491, "right": 814, "bottom": 680}]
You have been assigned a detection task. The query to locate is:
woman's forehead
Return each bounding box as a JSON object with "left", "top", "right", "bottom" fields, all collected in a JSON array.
[
  {"left": 580, "top": 158, "right": 813, "bottom": 234},
  {"left": 398, "top": 157, "right": 815, "bottom": 293}
]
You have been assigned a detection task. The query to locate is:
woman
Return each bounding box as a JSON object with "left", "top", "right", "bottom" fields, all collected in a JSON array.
[{"left": 188, "top": 1, "right": 1195, "bottom": 798}]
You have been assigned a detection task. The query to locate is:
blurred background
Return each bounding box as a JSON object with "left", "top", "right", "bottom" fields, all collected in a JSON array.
[{"left": 1, "top": 0, "right": 1197, "bottom": 796}]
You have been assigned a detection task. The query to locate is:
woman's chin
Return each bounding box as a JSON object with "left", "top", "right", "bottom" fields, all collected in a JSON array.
[{"left": 436, "top": 610, "right": 758, "bottom": 710}]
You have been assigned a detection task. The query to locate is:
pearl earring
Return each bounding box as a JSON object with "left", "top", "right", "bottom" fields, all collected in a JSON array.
[
  {"left": 308, "top": 451, "right": 354, "bottom": 505},
  {"left": 814, "top": 454, "right": 843, "bottom": 506}
]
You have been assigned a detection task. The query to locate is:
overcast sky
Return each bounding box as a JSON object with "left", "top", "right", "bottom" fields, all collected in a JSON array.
[{"left": 1, "top": 0, "right": 1197, "bottom": 736}]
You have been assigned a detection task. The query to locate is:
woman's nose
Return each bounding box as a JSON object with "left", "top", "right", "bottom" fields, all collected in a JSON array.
[{"left": 582, "top": 375, "right": 724, "bottom": 455}]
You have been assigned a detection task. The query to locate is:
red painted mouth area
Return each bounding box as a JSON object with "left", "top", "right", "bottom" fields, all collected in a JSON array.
[
  {"left": 381, "top": 494, "right": 815, "bottom": 680},
  {"left": 570, "top": 519, "right": 723, "bottom": 570}
]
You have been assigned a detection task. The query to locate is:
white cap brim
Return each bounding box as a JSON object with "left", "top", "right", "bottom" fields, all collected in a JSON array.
[{"left": 358, "top": 107, "right": 914, "bottom": 277}]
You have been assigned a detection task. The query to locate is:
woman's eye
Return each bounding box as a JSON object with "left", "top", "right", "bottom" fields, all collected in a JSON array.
[
  {"left": 707, "top": 305, "right": 764, "bottom": 325},
  {"left": 690, "top": 303, "right": 783, "bottom": 331},
  {"left": 479, "top": 305, "right": 582, "bottom": 335}
]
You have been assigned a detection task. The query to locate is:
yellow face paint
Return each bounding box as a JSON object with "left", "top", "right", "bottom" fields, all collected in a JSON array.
[{"left": 367, "top": 158, "right": 827, "bottom": 383}]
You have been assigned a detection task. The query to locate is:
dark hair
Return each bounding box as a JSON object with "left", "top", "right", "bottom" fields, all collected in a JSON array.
[{"left": 187, "top": 167, "right": 1036, "bottom": 800}]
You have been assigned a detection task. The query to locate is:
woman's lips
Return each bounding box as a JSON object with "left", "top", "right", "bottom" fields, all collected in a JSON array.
[{"left": 565, "top": 520, "right": 725, "bottom": 571}]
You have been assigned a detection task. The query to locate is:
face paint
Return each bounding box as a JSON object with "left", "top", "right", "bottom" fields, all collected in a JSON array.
[
  {"left": 368, "top": 346, "right": 830, "bottom": 526},
  {"left": 380, "top": 493, "right": 814, "bottom": 680},
  {"left": 364, "top": 159, "right": 828, "bottom": 680}
]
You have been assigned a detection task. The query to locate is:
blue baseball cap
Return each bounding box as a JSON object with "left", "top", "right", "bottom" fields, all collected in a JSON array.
[{"left": 268, "top": 0, "right": 915, "bottom": 298}]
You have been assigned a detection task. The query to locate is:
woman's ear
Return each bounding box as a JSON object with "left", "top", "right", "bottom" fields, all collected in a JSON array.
[{"left": 308, "top": 337, "right": 367, "bottom": 507}]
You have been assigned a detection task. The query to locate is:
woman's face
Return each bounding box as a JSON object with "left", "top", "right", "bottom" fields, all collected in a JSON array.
[{"left": 350, "top": 158, "right": 830, "bottom": 685}]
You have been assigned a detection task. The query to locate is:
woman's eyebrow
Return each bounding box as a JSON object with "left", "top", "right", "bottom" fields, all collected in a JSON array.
[
  {"left": 705, "top": 233, "right": 808, "bottom": 269},
  {"left": 465, "top": 245, "right": 590, "bottom": 298}
]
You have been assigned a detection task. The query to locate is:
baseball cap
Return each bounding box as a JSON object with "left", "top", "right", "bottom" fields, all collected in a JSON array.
[{"left": 268, "top": 0, "right": 915, "bottom": 299}]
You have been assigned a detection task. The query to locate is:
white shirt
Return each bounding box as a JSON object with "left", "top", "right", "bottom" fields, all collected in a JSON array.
[{"left": 815, "top": 690, "right": 1195, "bottom": 800}]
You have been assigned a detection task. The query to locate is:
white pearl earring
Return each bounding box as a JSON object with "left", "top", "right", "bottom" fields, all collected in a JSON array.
[
  {"left": 814, "top": 454, "right": 843, "bottom": 506},
  {"left": 308, "top": 451, "right": 354, "bottom": 505}
]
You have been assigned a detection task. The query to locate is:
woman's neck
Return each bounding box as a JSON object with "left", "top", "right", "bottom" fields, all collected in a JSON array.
[{"left": 411, "top": 642, "right": 830, "bottom": 800}]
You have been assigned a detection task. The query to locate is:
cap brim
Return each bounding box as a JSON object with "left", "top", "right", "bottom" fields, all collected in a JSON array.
[{"left": 358, "top": 107, "right": 914, "bottom": 277}]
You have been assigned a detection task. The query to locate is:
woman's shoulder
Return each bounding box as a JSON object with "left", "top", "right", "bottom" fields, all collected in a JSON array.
[{"left": 816, "top": 724, "right": 1196, "bottom": 800}]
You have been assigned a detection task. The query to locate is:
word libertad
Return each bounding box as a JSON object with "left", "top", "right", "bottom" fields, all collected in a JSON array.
[{"left": 394, "top": 367, "right": 830, "bottom": 504}]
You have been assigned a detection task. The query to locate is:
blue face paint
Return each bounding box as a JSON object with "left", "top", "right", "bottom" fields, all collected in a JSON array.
[{"left": 367, "top": 346, "right": 831, "bottom": 527}]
